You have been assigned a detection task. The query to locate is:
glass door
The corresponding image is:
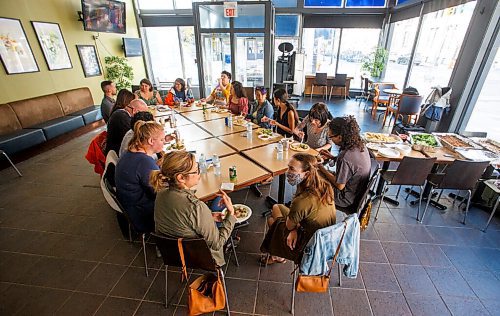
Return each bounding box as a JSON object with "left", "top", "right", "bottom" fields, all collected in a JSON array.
[
  {"left": 235, "top": 34, "right": 265, "bottom": 87},
  {"left": 200, "top": 33, "right": 231, "bottom": 97}
]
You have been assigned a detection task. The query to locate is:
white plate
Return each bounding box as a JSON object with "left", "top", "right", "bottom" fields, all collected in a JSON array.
[
  {"left": 378, "top": 148, "right": 400, "bottom": 158},
  {"left": 222, "top": 204, "right": 252, "bottom": 223},
  {"left": 366, "top": 142, "right": 383, "bottom": 151},
  {"left": 258, "top": 134, "right": 271, "bottom": 141}
]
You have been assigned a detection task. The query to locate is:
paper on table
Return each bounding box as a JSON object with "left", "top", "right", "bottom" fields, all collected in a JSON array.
[{"left": 221, "top": 183, "right": 235, "bottom": 191}]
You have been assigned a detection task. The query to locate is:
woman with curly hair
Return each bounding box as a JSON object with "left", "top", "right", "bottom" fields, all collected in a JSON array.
[{"left": 318, "top": 116, "right": 371, "bottom": 211}]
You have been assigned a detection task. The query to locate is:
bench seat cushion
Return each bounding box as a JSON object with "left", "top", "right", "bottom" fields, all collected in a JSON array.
[
  {"left": 68, "top": 105, "right": 102, "bottom": 125},
  {"left": 31, "top": 116, "right": 85, "bottom": 140},
  {"left": 0, "top": 128, "right": 46, "bottom": 155}
]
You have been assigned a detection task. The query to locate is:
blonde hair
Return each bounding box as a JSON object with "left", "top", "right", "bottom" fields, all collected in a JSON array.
[
  {"left": 150, "top": 151, "right": 195, "bottom": 192},
  {"left": 293, "top": 153, "right": 334, "bottom": 205},
  {"left": 127, "top": 121, "right": 163, "bottom": 152}
]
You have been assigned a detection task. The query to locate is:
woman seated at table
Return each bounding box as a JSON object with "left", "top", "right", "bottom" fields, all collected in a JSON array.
[
  {"left": 134, "top": 78, "right": 163, "bottom": 106},
  {"left": 261, "top": 153, "right": 336, "bottom": 265},
  {"left": 248, "top": 86, "right": 274, "bottom": 129},
  {"left": 262, "top": 88, "right": 298, "bottom": 138},
  {"left": 201, "top": 70, "right": 232, "bottom": 107},
  {"left": 223, "top": 81, "right": 248, "bottom": 116},
  {"left": 294, "top": 102, "right": 333, "bottom": 151},
  {"left": 164, "top": 78, "right": 195, "bottom": 107},
  {"left": 151, "top": 151, "right": 237, "bottom": 267},
  {"left": 318, "top": 116, "right": 371, "bottom": 212},
  {"left": 115, "top": 121, "right": 165, "bottom": 233},
  {"left": 110, "top": 89, "right": 136, "bottom": 114}
]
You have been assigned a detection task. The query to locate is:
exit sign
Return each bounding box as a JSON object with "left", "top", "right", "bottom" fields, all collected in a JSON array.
[{"left": 224, "top": 2, "right": 238, "bottom": 17}]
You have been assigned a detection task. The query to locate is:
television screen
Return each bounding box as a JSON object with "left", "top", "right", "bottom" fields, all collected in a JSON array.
[
  {"left": 81, "top": 0, "right": 126, "bottom": 34},
  {"left": 123, "top": 38, "right": 142, "bottom": 57}
]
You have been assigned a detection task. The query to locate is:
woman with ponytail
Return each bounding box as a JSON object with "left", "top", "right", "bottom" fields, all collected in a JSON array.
[
  {"left": 261, "top": 153, "right": 336, "bottom": 265},
  {"left": 151, "top": 151, "right": 236, "bottom": 267},
  {"left": 115, "top": 121, "right": 165, "bottom": 232},
  {"left": 262, "top": 88, "right": 299, "bottom": 138},
  {"left": 318, "top": 116, "right": 371, "bottom": 211}
]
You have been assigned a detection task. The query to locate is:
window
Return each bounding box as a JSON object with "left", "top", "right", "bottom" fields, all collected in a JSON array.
[
  {"left": 465, "top": 48, "right": 500, "bottom": 140},
  {"left": 337, "top": 28, "right": 380, "bottom": 89},
  {"left": 137, "top": 0, "right": 173, "bottom": 10},
  {"left": 199, "top": 4, "right": 230, "bottom": 29},
  {"left": 179, "top": 27, "right": 199, "bottom": 86},
  {"left": 396, "top": 0, "right": 411, "bottom": 5},
  {"left": 407, "top": 1, "right": 476, "bottom": 98},
  {"left": 345, "top": 0, "right": 386, "bottom": 7},
  {"left": 304, "top": 0, "right": 342, "bottom": 7},
  {"left": 303, "top": 28, "right": 341, "bottom": 75},
  {"left": 233, "top": 5, "right": 265, "bottom": 29},
  {"left": 272, "top": 0, "right": 298, "bottom": 7},
  {"left": 276, "top": 15, "right": 299, "bottom": 37},
  {"left": 174, "top": 0, "right": 192, "bottom": 9},
  {"left": 384, "top": 17, "right": 419, "bottom": 88}
]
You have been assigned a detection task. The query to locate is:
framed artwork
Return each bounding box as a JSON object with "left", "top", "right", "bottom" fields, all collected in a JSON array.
[
  {"left": 0, "top": 17, "right": 39, "bottom": 74},
  {"left": 76, "top": 45, "right": 101, "bottom": 77},
  {"left": 31, "top": 21, "right": 72, "bottom": 71}
]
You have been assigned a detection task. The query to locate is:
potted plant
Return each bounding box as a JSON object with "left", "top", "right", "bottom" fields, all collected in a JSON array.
[
  {"left": 361, "top": 47, "right": 388, "bottom": 78},
  {"left": 104, "top": 56, "right": 133, "bottom": 90}
]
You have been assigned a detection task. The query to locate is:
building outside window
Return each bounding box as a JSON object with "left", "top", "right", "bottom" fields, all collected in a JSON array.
[{"left": 303, "top": 28, "right": 341, "bottom": 76}]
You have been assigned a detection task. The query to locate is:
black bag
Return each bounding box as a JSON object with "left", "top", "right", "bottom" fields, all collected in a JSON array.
[
  {"left": 391, "top": 122, "right": 425, "bottom": 135},
  {"left": 402, "top": 86, "right": 419, "bottom": 95}
]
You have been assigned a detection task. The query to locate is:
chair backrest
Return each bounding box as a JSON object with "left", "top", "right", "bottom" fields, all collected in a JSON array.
[
  {"left": 363, "top": 77, "right": 370, "bottom": 93},
  {"left": 152, "top": 233, "right": 217, "bottom": 271},
  {"left": 397, "top": 95, "right": 423, "bottom": 115},
  {"left": 391, "top": 156, "right": 437, "bottom": 186},
  {"left": 100, "top": 150, "right": 120, "bottom": 212},
  {"left": 314, "top": 73, "right": 328, "bottom": 86},
  {"left": 355, "top": 163, "right": 380, "bottom": 215},
  {"left": 333, "top": 74, "right": 347, "bottom": 86},
  {"left": 375, "top": 83, "right": 396, "bottom": 97},
  {"left": 437, "top": 160, "right": 489, "bottom": 190}
]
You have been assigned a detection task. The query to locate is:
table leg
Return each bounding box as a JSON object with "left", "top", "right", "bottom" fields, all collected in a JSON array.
[
  {"left": 262, "top": 174, "right": 286, "bottom": 216},
  {"left": 372, "top": 161, "right": 399, "bottom": 206}
]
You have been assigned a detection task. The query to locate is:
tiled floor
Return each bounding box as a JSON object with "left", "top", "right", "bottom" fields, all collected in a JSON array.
[{"left": 1, "top": 98, "right": 500, "bottom": 315}]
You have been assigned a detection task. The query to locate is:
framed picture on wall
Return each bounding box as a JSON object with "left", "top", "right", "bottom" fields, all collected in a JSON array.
[
  {"left": 0, "top": 17, "right": 39, "bottom": 74},
  {"left": 31, "top": 21, "right": 72, "bottom": 71},
  {"left": 76, "top": 44, "right": 101, "bottom": 77}
]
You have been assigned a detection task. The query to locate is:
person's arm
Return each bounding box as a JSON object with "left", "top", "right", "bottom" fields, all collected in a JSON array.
[
  {"left": 192, "top": 199, "right": 236, "bottom": 251},
  {"left": 138, "top": 158, "right": 159, "bottom": 200},
  {"left": 285, "top": 198, "right": 307, "bottom": 250},
  {"left": 239, "top": 98, "right": 249, "bottom": 116},
  {"left": 155, "top": 91, "right": 163, "bottom": 105},
  {"left": 164, "top": 91, "right": 175, "bottom": 106},
  {"left": 333, "top": 158, "right": 350, "bottom": 191},
  {"left": 186, "top": 89, "right": 195, "bottom": 103},
  {"left": 318, "top": 163, "right": 338, "bottom": 186}
]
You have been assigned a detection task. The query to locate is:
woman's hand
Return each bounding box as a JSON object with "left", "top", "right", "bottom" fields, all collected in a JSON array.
[
  {"left": 164, "top": 133, "right": 176, "bottom": 143},
  {"left": 269, "top": 119, "right": 277, "bottom": 126},
  {"left": 261, "top": 116, "right": 270, "bottom": 123},
  {"left": 286, "top": 229, "right": 298, "bottom": 250},
  {"left": 216, "top": 189, "right": 234, "bottom": 216},
  {"left": 319, "top": 149, "right": 335, "bottom": 160},
  {"left": 295, "top": 130, "right": 305, "bottom": 140}
]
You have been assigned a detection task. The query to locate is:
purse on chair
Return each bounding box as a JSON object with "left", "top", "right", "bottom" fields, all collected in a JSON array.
[
  {"left": 177, "top": 239, "right": 226, "bottom": 316},
  {"left": 295, "top": 222, "right": 347, "bottom": 293}
]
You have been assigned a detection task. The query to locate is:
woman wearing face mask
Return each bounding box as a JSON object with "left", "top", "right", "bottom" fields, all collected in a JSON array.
[
  {"left": 261, "top": 153, "right": 336, "bottom": 265},
  {"left": 294, "top": 102, "right": 333, "bottom": 151}
]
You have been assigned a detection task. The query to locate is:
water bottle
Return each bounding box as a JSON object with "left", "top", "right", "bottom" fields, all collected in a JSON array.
[
  {"left": 277, "top": 142, "right": 284, "bottom": 161},
  {"left": 213, "top": 154, "right": 221, "bottom": 176},
  {"left": 228, "top": 114, "right": 233, "bottom": 128},
  {"left": 246, "top": 122, "right": 253, "bottom": 140},
  {"left": 199, "top": 153, "right": 207, "bottom": 174}
]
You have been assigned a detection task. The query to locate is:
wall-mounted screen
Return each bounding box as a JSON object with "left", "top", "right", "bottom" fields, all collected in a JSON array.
[
  {"left": 123, "top": 38, "right": 143, "bottom": 57},
  {"left": 82, "top": 0, "right": 126, "bottom": 34}
]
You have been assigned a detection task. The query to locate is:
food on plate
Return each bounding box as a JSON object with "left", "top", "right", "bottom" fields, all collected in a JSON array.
[
  {"left": 411, "top": 133, "right": 439, "bottom": 147},
  {"left": 212, "top": 108, "right": 228, "bottom": 113},
  {"left": 258, "top": 134, "right": 271, "bottom": 140},
  {"left": 234, "top": 205, "right": 249, "bottom": 219},
  {"left": 171, "top": 142, "right": 185, "bottom": 150},
  {"left": 234, "top": 117, "right": 247, "bottom": 126},
  {"left": 290, "top": 142, "right": 310, "bottom": 152},
  {"left": 364, "top": 132, "right": 400, "bottom": 143},
  {"left": 438, "top": 135, "right": 473, "bottom": 148},
  {"left": 258, "top": 128, "right": 274, "bottom": 136}
]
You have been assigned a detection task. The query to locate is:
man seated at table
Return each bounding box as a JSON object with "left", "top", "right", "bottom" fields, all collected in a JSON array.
[
  {"left": 201, "top": 71, "right": 232, "bottom": 107},
  {"left": 100, "top": 80, "right": 117, "bottom": 123},
  {"left": 105, "top": 99, "right": 148, "bottom": 155},
  {"left": 318, "top": 116, "right": 371, "bottom": 212}
]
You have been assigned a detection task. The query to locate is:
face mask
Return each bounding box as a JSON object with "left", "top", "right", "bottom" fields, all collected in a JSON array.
[{"left": 286, "top": 171, "right": 305, "bottom": 186}]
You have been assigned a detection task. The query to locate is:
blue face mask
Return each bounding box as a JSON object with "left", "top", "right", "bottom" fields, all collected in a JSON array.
[{"left": 286, "top": 171, "right": 305, "bottom": 186}]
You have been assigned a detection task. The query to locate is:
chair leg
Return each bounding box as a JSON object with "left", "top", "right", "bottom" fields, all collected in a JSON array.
[
  {"left": 483, "top": 196, "right": 500, "bottom": 232},
  {"left": 452, "top": 190, "right": 459, "bottom": 205},
  {"left": 164, "top": 266, "right": 168, "bottom": 308},
  {"left": 396, "top": 185, "right": 402, "bottom": 200},
  {"left": 128, "top": 224, "right": 132, "bottom": 243},
  {"left": 230, "top": 236, "right": 239, "bottom": 267},
  {"left": 436, "top": 189, "right": 444, "bottom": 203},
  {"left": 462, "top": 190, "right": 472, "bottom": 225},
  {"left": 328, "top": 87, "right": 333, "bottom": 100},
  {"left": 344, "top": 87, "right": 347, "bottom": 100},
  {"left": 291, "top": 266, "right": 297, "bottom": 316},
  {"left": 417, "top": 185, "right": 424, "bottom": 222},
  {"left": 1, "top": 151, "right": 22, "bottom": 177},
  {"left": 419, "top": 188, "right": 434, "bottom": 223},
  {"left": 405, "top": 186, "right": 414, "bottom": 200},
  {"left": 219, "top": 269, "right": 231, "bottom": 315},
  {"left": 375, "top": 183, "right": 387, "bottom": 220},
  {"left": 310, "top": 86, "right": 314, "bottom": 101},
  {"left": 338, "top": 263, "right": 342, "bottom": 287},
  {"left": 142, "top": 234, "right": 149, "bottom": 277}
]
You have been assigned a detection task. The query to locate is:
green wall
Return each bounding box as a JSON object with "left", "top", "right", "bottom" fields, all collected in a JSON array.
[{"left": 0, "top": 0, "right": 147, "bottom": 104}]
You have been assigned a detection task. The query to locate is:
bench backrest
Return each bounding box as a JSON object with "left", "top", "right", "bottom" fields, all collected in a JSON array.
[
  {"left": 8, "top": 94, "right": 64, "bottom": 128},
  {"left": 56, "top": 87, "right": 94, "bottom": 115},
  {"left": 0, "top": 104, "right": 23, "bottom": 135}
]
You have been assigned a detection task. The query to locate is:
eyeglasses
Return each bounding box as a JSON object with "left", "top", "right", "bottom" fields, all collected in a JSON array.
[{"left": 185, "top": 165, "right": 200, "bottom": 175}]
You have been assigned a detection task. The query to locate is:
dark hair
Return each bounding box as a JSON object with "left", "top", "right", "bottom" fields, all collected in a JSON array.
[
  {"left": 273, "top": 88, "right": 299, "bottom": 124},
  {"left": 309, "top": 102, "right": 331, "bottom": 127},
  {"left": 255, "top": 86, "right": 268, "bottom": 95},
  {"left": 221, "top": 70, "right": 232, "bottom": 80},
  {"left": 111, "top": 89, "right": 135, "bottom": 113},
  {"left": 140, "top": 78, "right": 153, "bottom": 92},
  {"left": 231, "top": 81, "right": 246, "bottom": 98},
  {"left": 174, "top": 78, "right": 186, "bottom": 91},
  {"left": 131, "top": 111, "right": 154, "bottom": 128},
  {"left": 328, "top": 116, "right": 364, "bottom": 151},
  {"left": 101, "top": 80, "right": 113, "bottom": 92}
]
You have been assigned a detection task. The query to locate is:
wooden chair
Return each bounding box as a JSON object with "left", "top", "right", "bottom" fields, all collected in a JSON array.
[
  {"left": 382, "top": 94, "right": 423, "bottom": 127},
  {"left": 371, "top": 83, "right": 395, "bottom": 119},
  {"left": 310, "top": 73, "right": 328, "bottom": 101}
]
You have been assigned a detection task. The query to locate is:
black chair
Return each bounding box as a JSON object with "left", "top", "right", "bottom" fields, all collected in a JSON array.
[
  {"left": 310, "top": 73, "right": 328, "bottom": 101},
  {"left": 329, "top": 74, "right": 348, "bottom": 100},
  {"left": 419, "top": 160, "right": 490, "bottom": 224},
  {"left": 375, "top": 157, "right": 437, "bottom": 221},
  {"left": 383, "top": 95, "right": 423, "bottom": 127},
  {"left": 152, "top": 233, "right": 231, "bottom": 314},
  {"left": 0, "top": 150, "right": 22, "bottom": 177}
]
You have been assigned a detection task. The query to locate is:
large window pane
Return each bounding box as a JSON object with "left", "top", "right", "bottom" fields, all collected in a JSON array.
[
  {"left": 465, "top": 48, "right": 500, "bottom": 140},
  {"left": 303, "top": 28, "right": 341, "bottom": 75},
  {"left": 304, "top": 0, "right": 342, "bottom": 7},
  {"left": 174, "top": 0, "right": 192, "bottom": 9},
  {"left": 179, "top": 27, "right": 199, "bottom": 86},
  {"left": 276, "top": 15, "right": 299, "bottom": 37},
  {"left": 272, "top": 0, "right": 298, "bottom": 7},
  {"left": 233, "top": 5, "right": 265, "bottom": 29},
  {"left": 235, "top": 34, "right": 265, "bottom": 87},
  {"left": 384, "top": 17, "right": 419, "bottom": 88},
  {"left": 144, "top": 27, "right": 182, "bottom": 84},
  {"left": 138, "top": 0, "right": 173, "bottom": 10},
  {"left": 337, "top": 28, "right": 380, "bottom": 89},
  {"left": 345, "top": 0, "right": 386, "bottom": 7},
  {"left": 199, "top": 4, "right": 230, "bottom": 29},
  {"left": 407, "top": 1, "right": 476, "bottom": 98},
  {"left": 200, "top": 33, "right": 231, "bottom": 96}
]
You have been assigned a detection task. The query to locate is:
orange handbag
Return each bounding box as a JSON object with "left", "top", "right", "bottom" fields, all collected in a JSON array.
[
  {"left": 295, "top": 222, "right": 347, "bottom": 293},
  {"left": 177, "top": 239, "right": 226, "bottom": 316}
]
